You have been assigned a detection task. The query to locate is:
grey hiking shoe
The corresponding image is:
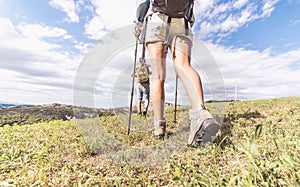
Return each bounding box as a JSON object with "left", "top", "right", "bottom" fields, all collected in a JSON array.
[
  {"left": 154, "top": 120, "right": 166, "bottom": 139},
  {"left": 187, "top": 109, "right": 220, "bottom": 147}
]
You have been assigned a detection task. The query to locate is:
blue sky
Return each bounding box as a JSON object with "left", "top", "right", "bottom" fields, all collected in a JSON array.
[
  {"left": 223, "top": 0, "right": 300, "bottom": 52},
  {"left": 0, "top": 0, "right": 300, "bottom": 107}
]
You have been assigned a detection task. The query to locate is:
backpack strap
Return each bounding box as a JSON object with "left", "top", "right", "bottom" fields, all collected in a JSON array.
[
  {"left": 140, "top": 15, "right": 150, "bottom": 60},
  {"left": 163, "top": 0, "right": 194, "bottom": 54},
  {"left": 185, "top": 0, "right": 194, "bottom": 24},
  {"left": 184, "top": 18, "right": 189, "bottom": 36},
  {"left": 163, "top": 16, "right": 172, "bottom": 53}
]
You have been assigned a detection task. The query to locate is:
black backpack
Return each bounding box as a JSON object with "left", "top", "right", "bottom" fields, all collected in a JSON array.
[{"left": 151, "top": 0, "right": 194, "bottom": 18}]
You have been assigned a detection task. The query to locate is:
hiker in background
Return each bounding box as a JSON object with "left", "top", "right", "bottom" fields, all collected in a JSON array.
[
  {"left": 135, "top": 60, "right": 151, "bottom": 116},
  {"left": 134, "top": 0, "right": 220, "bottom": 146}
]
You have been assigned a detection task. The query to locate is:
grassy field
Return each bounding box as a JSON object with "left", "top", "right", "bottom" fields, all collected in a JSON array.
[{"left": 0, "top": 97, "right": 299, "bottom": 186}]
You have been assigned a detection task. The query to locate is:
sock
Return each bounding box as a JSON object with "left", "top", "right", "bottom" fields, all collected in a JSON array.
[{"left": 152, "top": 99, "right": 165, "bottom": 122}]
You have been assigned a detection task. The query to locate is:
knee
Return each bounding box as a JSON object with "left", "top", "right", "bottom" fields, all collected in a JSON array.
[
  {"left": 174, "top": 62, "right": 191, "bottom": 76},
  {"left": 174, "top": 57, "right": 190, "bottom": 68},
  {"left": 151, "top": 62, "right": 166, "bottom": 80},
  {"left": 147, "top": 42, "right": 164, "bottom": 57}
]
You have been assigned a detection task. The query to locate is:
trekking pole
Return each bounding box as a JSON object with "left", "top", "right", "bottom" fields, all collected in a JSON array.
[
  {"left": 128, "top": 37, "right": 139, "bottom": 135},
  {"left": 173, "top": 76, "right": 178, "bottom": 123}
]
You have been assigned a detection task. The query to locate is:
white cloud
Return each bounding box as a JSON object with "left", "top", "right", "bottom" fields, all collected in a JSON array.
[
  {"left": 74, "top": 41, "right": 94, "bottom": 55},
  {"left": 0, "top": 17, "right": 80, "bottom": 105},
  {"left": 194, "top": 0, "right": 214, "bottom": 13},
  {"left": 0, "top": 69, "right": 73, "bottom": 105},
  {"left": 1, "top": 21, "right": 75, "bottom": 59},
  {"left": 84, "top": 15, "right": 107, "bottom": 40},
  {"left": 233, "top": 0, "right": 248, "bottom": 9},
  {"left": 0, "top": 18, "right": 18, "bottom": 39},
  {"left": 16, "top": 23, "right": 70, "bottom": 39},
  {"left": 49, "top": 0, "right": 79, "bottom": 23},
  {"left": 261, "top": 0, "right": 278, "bottom": 18},
  {"left": 289, "top": 19, "right": 300, "bottom": 26},
  {"left": 84, "top": 0, "right": 136, "bottom": 39},
  {"left": 194, "top": 0, "right": 280, "bottom": 41},
  {"left": 205, "top": 42, "right": 300, "bottom": 100}
]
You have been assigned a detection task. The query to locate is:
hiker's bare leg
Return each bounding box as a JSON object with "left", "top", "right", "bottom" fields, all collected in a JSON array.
[
  {"left": 171, "top": 36, "right": 204, "bottom": 110},
  {"left": 143, "top": 100, "right": 149, "bottom": 112},
  {"left": 147, "top": 42, "right": 166, "bottom": 121},
  {"left": 137, "top": 99, "right": 142, "bottom": 114},
  {"left": 171, "top": 36, "right": 219, "bottom": 146}
]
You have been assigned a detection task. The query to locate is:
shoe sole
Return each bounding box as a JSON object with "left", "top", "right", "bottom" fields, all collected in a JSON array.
[
  {"left": 154, "top": 121, "right": 166, "bottom": 140},
  {"left": 154, "top": 134, "right": 165, "bottom": 140},
  {"left": 196, "top": 118, "right": 219, "bottom": 145}
]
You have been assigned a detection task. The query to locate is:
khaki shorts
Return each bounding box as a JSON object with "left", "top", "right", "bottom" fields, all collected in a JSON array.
[
  {"left": 144, "top": 12, "right": 193, "bottom": 47},
  {"left": 137, "top": 81, "right": 150, "bottom": 101}
]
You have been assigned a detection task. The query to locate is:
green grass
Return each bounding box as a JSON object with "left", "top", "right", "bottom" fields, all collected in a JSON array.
[{"left": 0, "top": 97, "right": 300, "bottom": 186}]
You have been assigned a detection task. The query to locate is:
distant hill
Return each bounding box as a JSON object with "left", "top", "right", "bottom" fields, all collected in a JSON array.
[
  {"left": 0, "top": 100, "right": 215, "bottom": 127},
  {"left": 0, "top": 103, "right": 74, "bottom": 126},
  {"left": 0, "top": 101, "right": 180, "bottom": 127},
  {"left": 0, "top": 103, "right": 116, "bottom": 127},
  {"left": 0, "top": 101, "right": 33, "bottom": 109}
]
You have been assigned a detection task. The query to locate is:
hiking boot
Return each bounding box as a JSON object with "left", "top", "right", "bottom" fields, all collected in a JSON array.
[
  {"left": 142, "top": 111, "right": 147, "bottom": 116},
  {"left": 187, "top": 109, "right": 220, "bottom": 147},
  {"left": 154, "top": 120, "right": 166, "bottom": 139}
]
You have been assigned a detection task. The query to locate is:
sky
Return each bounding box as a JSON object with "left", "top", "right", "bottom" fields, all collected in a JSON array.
[{"left": 0, "top": 0, "right": 300, "bottom": 108}]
